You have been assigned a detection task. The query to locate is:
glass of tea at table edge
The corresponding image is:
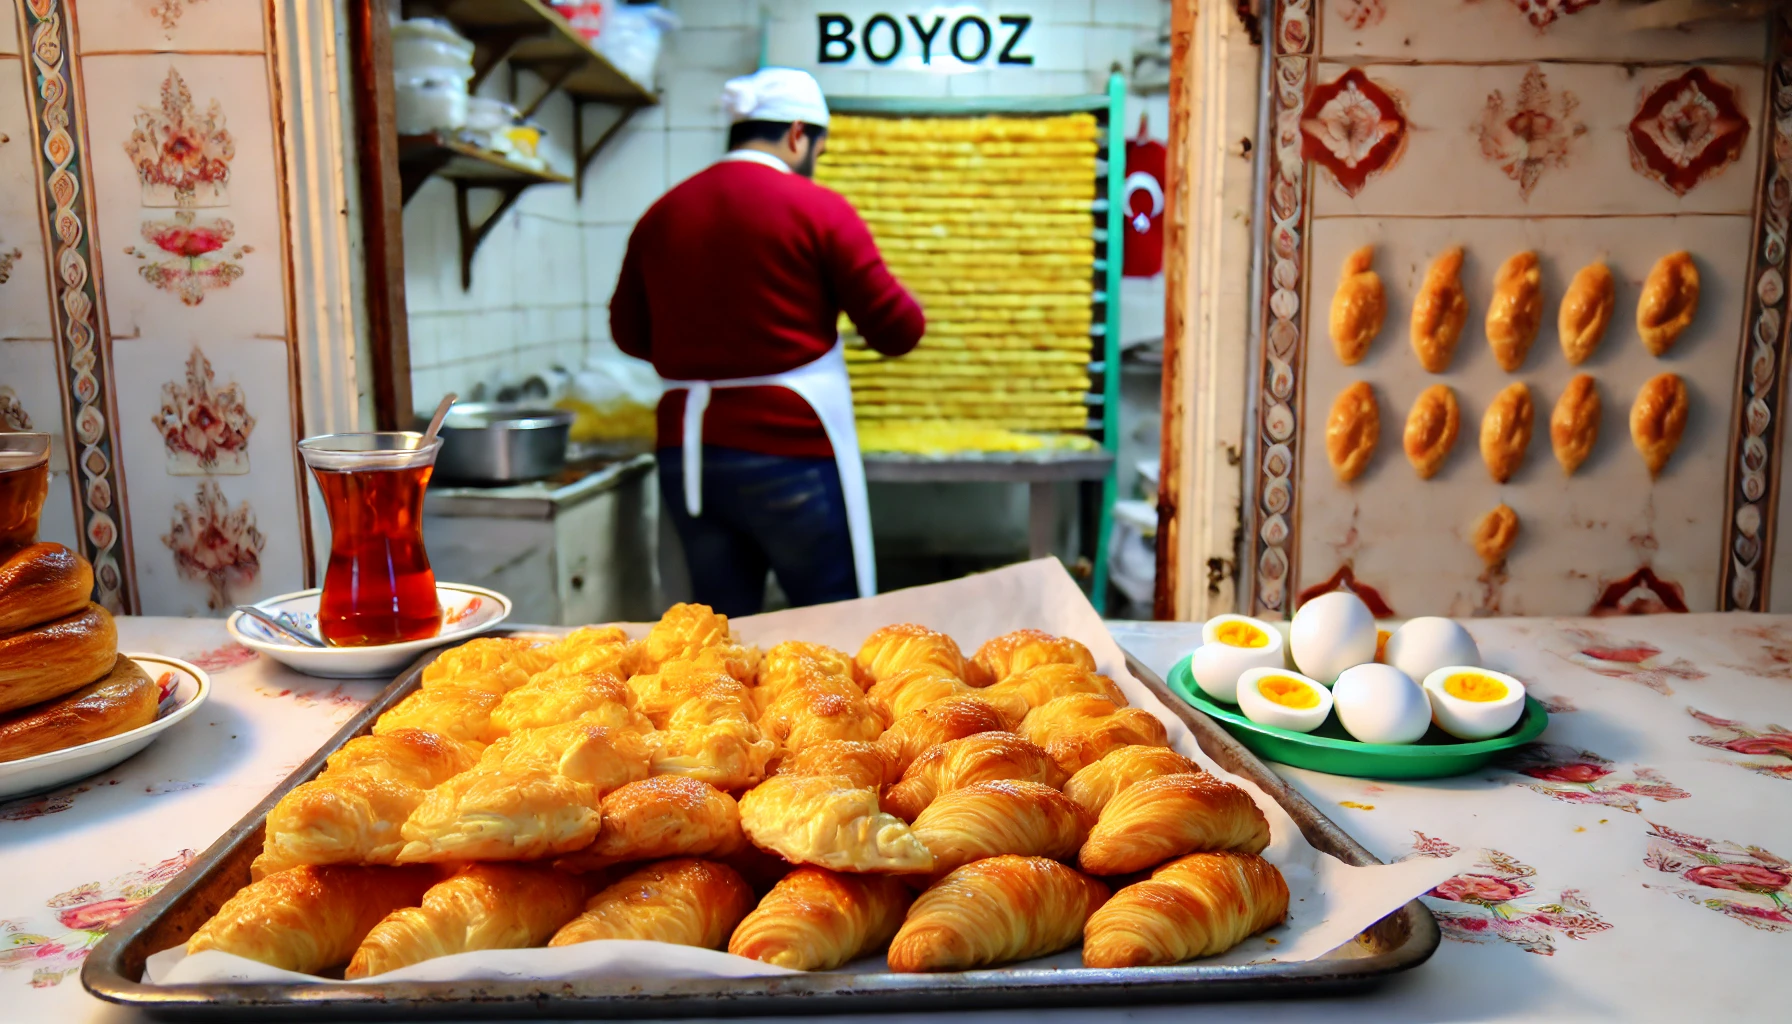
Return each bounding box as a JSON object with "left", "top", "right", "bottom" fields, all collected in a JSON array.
[
  {"left": 297, "top": 432, "right": 443, "bottom": 647},
  {"left": 0, "top": 433, "right": 52, "bottom": 556}
]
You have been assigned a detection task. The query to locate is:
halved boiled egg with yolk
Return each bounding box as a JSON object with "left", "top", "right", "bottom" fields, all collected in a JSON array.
[
  {"left": 1236, "top": 668, "right": 1333, "bottom": 733},
  {"left": 1192, "top": 615, "right": 1286, "bottom": 703},
  {"left": 1421, "top": 666, "right": 1526, "bottom": 740}
]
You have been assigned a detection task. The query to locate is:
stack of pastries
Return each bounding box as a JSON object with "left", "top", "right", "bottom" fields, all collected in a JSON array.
[
  {"left": 0, "top": 542, "right": 158, "bottom": 762},
  {"left": 187, "top": 609, "right": 1288, "bottom": 978}
]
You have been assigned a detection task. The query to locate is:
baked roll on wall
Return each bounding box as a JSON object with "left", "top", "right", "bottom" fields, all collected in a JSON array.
[
  {"left": 186, "top": 865, "right": 438, "bottom": 974},
  {"left": 345, "top": 864, "right": 589, "bottom": 978},
  {"left": 1083, "top": 852, "right": 1289, "bottom": 967},
  {"left": 886, "top": 856, "right": 1109, "bottom": 972},
  {"left": 1079, "top": 773, "right": 1270, "bottom": 875},
  {"left": 549, "top": 858, "right": 753, "bottom": 949},
  {"left": 1061, "top": 745, "right": 1202, "bottom": 819},
  {"left": 883, "top": 732, "right": 1067, "bottom": 822},
  {"left": 556, "top": 776, "right": 743, "bottom": 872},
  {"left": 969, "top": 629, "right": 1096, "bottom": 684},
  {"left": 1018, "top": 694, "right": 1170, "bottom": 774},
  {"left": 738, "top": 773, "right": 934, "bottom": 874},
  {"left": 909, "top": 779, "right": 1091, "bottom": 877},
  {"left": 876, "top": 696, "right": 1013, "bottom": 773},
  {"left": 728, "top": 867, "right": 911, "bottom": 971}
]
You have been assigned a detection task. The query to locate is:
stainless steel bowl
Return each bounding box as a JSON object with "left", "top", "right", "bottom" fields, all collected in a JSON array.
[{"left": 432, "top": 403, "right": 572, "bottom": 484}]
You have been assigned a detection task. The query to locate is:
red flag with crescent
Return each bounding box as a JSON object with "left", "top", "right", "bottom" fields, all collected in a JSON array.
[{"left": 1123, "top": 113, "right": 1166, "bottom": 278}]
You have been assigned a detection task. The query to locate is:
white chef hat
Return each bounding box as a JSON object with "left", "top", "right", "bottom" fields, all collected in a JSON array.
[{"left": 720, "top": 68, "right": 830, "bottom": 128}]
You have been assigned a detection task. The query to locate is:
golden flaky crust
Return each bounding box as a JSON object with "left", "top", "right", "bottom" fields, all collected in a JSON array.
[
  {"left": 346, "top": 864, "right": 588, "bottom": 978},
  {"left": 728, "top": 867, "right": 912, "bottom": 970},
  {"left": 1630, "top": 372, "right": 1689, "bottom": 477},
  {"left": 639, "top": 604, "right": 759, "bottom": 681},
  {"left": 1079, "top": 773, "right": 1270, "bottom": 876},
  {"left": 855, "top": 623, "right": 980, "bottom": 685},
  {"left": 0, "top": 603, "right": 118, "bottom": 715},
  {"left": 1403, "top": 384, "right": 1459, "bottom": 481},
  {"left": 0, "top": 655, "right": 156, "bottom": 763},
  {"left": 1550, "top": 374, "right": 1601, "bottom": 476},
  {"left": 421, "top": 637, "right": 559, "bottom": 696},
  {"left": 979, "top": 664, "right": 1125, "bottom": 725},
  {"left": 756, "top": 673, "right": 885, "bottom": 753},
  {"left": 1018, "top": 694, "right": 1170, "bottom": 774},
  {"left": 883, "top": 732, "right": 1066, "bottom": 822},
  {"left": 775, "top": 740, "right": 899, "bottom": 790},
  {"left": 1325, "top": 382, "right": 1379, "bottom": 483},
  {"left": 549, "top": 858, "right": 753, "bottom": 949},
  {"left": 886, "top": 856, "right": 1109, "bottom": 972},
  {"left": 865, "top": 667, "right": 976, "bottom": 722},
  {"left": 757, "top": 641, "right": 861, "bottom": 694},
  {"left": 1082, "top": 852, "right": 1289, "bottom": 968},
  {"left": 556, "top": 776, "right": 743, "bottom": 872},
  {"left": 491, "top": 671, "right": 644, "bottom": 737},
  {"left": 1480, "top": 382, "right": 1534, "bottom": 484},
  {"left": 969, "top": 630, "right": 1097, "bottom": 684},
  {"left": 187, "top": 865, "right": 438, "bottom": 974},
  {"left": 0, "top": 542, "right": 92, "bottom": 634},
  {"left": 628, "top": 663, "right": 752, "bottom": 728},
  {"left": 876, "top": 695, "right": 1013, "bottom": 773},
  {"left": 1559, "top": 261, "right": 1615, "bottom": 366},
  {"left": 1486, "top": 251, "right": 1542, "bottom": 372},
  {"left": 1638, "top": 251, "right": 1699, "bottom": 356},
  {"left": 375, "top": 685, "right": 503, "bottom": 746},
  {"left": 1062, "top": 745, "right": 1203, "bottom": 819},
  {"left": 738, "top": 774, "right": 934, "bottom": 874},
  {"left": 1411, "top": 246, "right": 1468, "bottom": 373},
  {"left": 909, "top": 779, "right": 1092, "bottom": 878},
  {"left": 1328, "top": 245, "right": 1384, "bottom": 366}
]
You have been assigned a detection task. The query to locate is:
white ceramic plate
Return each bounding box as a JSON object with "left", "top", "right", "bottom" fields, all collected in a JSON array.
[
  {"left": 225, "top": 583, "right": 513, "bottom": 678},
  {"left": 0, "top": 654, "right": 212, "bottom": 801}
]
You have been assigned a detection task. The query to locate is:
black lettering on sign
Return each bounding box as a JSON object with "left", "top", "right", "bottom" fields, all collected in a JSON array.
[
  {"left": 863, "top": 13, "right": 901, "bottom": 64},
  {"left": 907, "top": 14, "right": 944, "bottom": 64},
  {"left": 818, "top": 14, "right": 855, "bottom": 63},
  {"left": 997, "top": 15, "right": 1034, "bottom": 65},
  {"left": 949, "top": 15, "right": 992, "bottom": 63}
]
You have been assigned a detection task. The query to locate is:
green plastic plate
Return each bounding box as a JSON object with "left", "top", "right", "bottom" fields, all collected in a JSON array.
[{"left": 1166, "top": 655, "right": 1550, "bottom": 780}]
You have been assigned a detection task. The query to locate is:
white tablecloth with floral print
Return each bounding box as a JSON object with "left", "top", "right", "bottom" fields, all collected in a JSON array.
[{"left": 3, "top": 615, "right": 1788, "bottom": 1023}]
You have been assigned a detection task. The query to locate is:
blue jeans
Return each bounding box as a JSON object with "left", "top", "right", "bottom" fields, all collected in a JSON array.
[{"left": 658, "top": 447, "right": 857, "bottom": 617}]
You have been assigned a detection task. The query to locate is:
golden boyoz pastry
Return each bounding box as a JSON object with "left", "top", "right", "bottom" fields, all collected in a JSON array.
[
  {"left": 1411, "top": 246, "right": 1468, "bottom": 373},
  {"left": 1082, "top": 852, "right": 1289, "bottom": 968},
  {"left": 886, "top": 856, "right": 1110, "bottom": 972},
  {"left": 1559, "top": 261, "right": 1615, "bottom": 365},
  {"left": 970, "top": 629, "right": 1097, "bottom": 684},
  {"left": 855, "top": 623, "right": 980, "bottom": 685},
  {"left": 1325, "top": 382, "right": 1379, "bottom": 483},
  {"left": 0, "top": 603, "right": 119, "bottom": 714},
  {"left": 422, "top": 637, "right": 558, "bottom": 695},
  {"left": 738, "top": 773, "right": 934, "bottom": 873},
  {"left": 1062, "top": 745, "right": 1202, "bottom": 819},
  {"left": 1329, "top": 245, "right": 1384, "bottom": 365},
  {"left": 1638, "top": 251, "right": 1699, "bottom": 356},
  {"left": 1402, "top": 384, "right": 1459, "bottom": 481},
  {"left": 883, "top": 731, "right": 1066, "bottom": 821},
  {"left": 774, "top": 739, "right": 899, "bottom": 790},
  {"left": 757, "top": 640, "right": 861, "bottom": 696},
  {"left": 0, "top": 655, "right": 157, "bottom": 763},
  {"left": 1486, "top": 251, "right": 1542, "bottom": 372},
  {"left": 1019, "top": 694, "right": 1170, "bottom": 774},
  {"left": 1550, "top": 374, "right": 1600, "bottom": 476},
  {"left": 556, "top": 776, "right": 744, "bottom": 873},
  {"left": 1631, "top": 372, "right": 1689, "bottom": 476},
  {"left": 550, "top": 858, "right": 754, "bottom": 949},
  {"left": 0, "top": 542, "right": 92, "bottom": 634},
  {"left": 909, "top": 779, "right": 1092, "bottom": 877},
  {"left": 374, "top": 684, "right": 503, "bottom": 746},
  {"left": 1480, "top": 382, "right": 1533, "bottom": 484},
  {"left": 756, "top": 673, "right": 885, "bottom": 753},
  {"left": 187, "top": 865, "right": 438, "bottom": 974},
  {"left": 1473, "top": 504, "right": 1521, "bottom": 569},
  {"left": 491, "top": 670, "right": 644, "bottom": 736},
  {"left": 979, "top": 664, "right": 1125, "bottom": 725},
  {"left": 728, "top": 867, "right": 912, "bottom": 970},
  {"left": 876, "top": 695, "right": 1013, "bottom": 773},
  {"left": 865, "top": 667, "right": 976, "bottom": 722},
  {"left": 1079, "top": 773, "right": 1270, "bottom": 876},
  {"left": 346, "top": 864, "right": 589, "bottom": 978}
]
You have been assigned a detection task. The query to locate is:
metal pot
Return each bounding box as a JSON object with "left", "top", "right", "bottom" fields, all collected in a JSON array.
[{"left": 432, "top": 403, "right": 572, "bottom": 484}]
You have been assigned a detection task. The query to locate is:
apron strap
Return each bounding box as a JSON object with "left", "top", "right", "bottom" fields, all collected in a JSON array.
[{"left": 680, "top": 382, "right": 712, "bottom": 518}]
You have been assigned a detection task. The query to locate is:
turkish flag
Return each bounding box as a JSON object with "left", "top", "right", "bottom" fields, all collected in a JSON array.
[{"left": 1123, "top": 114, "right": 1166, "bottom": 279}]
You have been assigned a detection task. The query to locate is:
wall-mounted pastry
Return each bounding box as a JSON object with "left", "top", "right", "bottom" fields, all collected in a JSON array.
[
  {"left": 1411, "top": 246, "right": 1468, "bottom": 373},
  {"left": 1325, "top": 381, "right": 1380, "bottom": 483},
  {"left": 1479, "top": 382, "right": 1534, "bottom": 484},
  {"left": 1486, "top": 251, "right": 1542, "bottom": 372},
  {"left": 1329, "top": 246, "right": 1384, "bottom": 366},
  {"left": 1472, "top": 504, "right": 1520, "bottom": 568},
  {"left": 1637, "top": 251, "right": 1699, "bottom": 356},
  {"left": 1403, "top": 384, "right": 1459, "bottom": 480},
  {"left": 1559, "top": 261, "right": 1614, "bottom": 366},
  {"left": 1550, "top": 374, "right": 1601, "bottom": 476},
  {"left": 1630, "top": 372, "right": 1689, "bottom": 477}
]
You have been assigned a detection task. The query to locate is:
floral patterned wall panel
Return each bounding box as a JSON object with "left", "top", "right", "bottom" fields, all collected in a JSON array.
[
  {"left": 2, "top": 0, "right": 309, "bottom": 614},
  {"left": 1246, "top": 1, "right": 1783, "bottom": 618}
]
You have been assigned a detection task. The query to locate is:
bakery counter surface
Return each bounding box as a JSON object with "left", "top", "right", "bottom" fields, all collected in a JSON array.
[{"left": 3, "top": 614, "right": 1787, "bottom": 1023}]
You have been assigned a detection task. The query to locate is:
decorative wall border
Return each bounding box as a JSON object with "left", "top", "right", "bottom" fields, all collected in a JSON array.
[
  {"left": 15, "top": 0, "right": 135, "bottom": 612},
  {"left": 1718, "top": 16, "right": 1792, "bottom": 611}
]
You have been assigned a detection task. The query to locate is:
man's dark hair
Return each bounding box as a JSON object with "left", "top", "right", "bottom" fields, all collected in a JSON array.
[{"left": 727, "top": 119, "right": 827, "bottom": 150}]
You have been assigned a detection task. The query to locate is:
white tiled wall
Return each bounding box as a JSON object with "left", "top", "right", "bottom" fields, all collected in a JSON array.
[{"left": 403, "top": 0, "right": 1168, "bottom": 414}]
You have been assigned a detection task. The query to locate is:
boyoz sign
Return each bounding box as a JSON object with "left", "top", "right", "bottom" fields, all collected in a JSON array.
[{"left": 815, "top": 9, "right": 1035, "bottom": 67}]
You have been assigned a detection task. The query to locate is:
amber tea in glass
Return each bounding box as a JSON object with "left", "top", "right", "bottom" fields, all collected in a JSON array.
[
  {"left": 0, "top": 433, "right": 52, "bottom": 557},
  {"left": 298, "top": 432, "right": 443, "bottom": 647}
]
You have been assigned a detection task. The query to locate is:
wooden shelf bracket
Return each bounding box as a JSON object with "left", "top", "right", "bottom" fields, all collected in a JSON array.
[
  {"left": 453, "top": 179, "right": 531, "bottom": 291},
  {"left": 573, "top": 100, "right": 643, "bottom": 200}
]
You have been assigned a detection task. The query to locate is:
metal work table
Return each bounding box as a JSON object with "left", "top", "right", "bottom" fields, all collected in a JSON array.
[{"left": 862, "top": 450, "right": 1117, "bottom": 560}]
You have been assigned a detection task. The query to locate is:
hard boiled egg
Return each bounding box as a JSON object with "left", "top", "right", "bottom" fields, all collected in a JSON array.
[
  {"left": 1332, "top": 663, "right": 1431, "bottom": 745},
  {"left": 1422, "top": 666, "right": 1526, "bottom": 740},
  {"left": 1385, "top": 618, "right": 1481, "bottom": 683},
  {"left": 1290, "top": 591, "right": 1378, "bottom": 684},
  {"left": 1237, "top": 668, "right": 1333, "bottom": 734},
  {"left": 1191, "top": 614, "right": 1284, "bottom": 703}
]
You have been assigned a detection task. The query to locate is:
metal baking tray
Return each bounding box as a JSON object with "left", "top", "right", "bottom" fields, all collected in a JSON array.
[{"left": 83, "top": 638, "right": 1439, "bottom": 1019}]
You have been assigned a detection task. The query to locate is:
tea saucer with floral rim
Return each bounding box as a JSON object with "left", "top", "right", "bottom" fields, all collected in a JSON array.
[{"left": 225, "top": 583, "right": 512, "bottom": 678}]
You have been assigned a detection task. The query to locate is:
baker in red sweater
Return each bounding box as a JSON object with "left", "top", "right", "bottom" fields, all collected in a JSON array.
[{"left": 611, "top": 68, "right": 924, "bottom": 616}]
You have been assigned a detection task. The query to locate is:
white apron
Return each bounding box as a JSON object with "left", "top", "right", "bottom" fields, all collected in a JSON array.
[{"left": 660, "top": 339, "right": 876, "bottom": 599}]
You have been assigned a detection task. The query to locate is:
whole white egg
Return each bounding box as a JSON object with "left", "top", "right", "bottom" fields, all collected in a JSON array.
[
  {"left": 1385, "top": 618, "right": 1481, "bottom": 683},
  {"left": 1190, "top": 616, "right": 1285, "bottom": 704},
  {"left": 1422, "top": 666, "right": 1527, "bottom": 740},
  {"left": 1236, "top": 667, "right": 1333, "bottom": 734},
  {"left": 1332, "top": 663, "right": 1431, "bottom": 745},
  {"left": 1289, "top": 591, "right": 1378, "bottom": 684}
]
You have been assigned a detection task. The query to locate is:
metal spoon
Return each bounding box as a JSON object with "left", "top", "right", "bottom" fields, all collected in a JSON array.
[{"left": 234, "top": 605, "right": 327, "bottom": 648}]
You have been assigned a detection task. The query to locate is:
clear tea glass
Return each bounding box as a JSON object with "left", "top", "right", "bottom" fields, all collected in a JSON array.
[
  {"left": 298, "top": 432, "right": 443, "bottom": 647},
  {"left": 0, "top": 433, "right": 52, "bottom": 557}
]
